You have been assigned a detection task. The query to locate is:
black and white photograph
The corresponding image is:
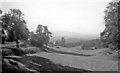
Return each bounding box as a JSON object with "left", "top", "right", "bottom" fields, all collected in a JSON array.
[{"left": 0, "top": 0, "right": 120, "bottom": 73}]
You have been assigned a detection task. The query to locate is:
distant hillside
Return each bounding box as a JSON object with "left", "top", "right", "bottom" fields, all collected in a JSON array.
[{"left": 50, "top": 31, "right": 99, "bottom": 43}]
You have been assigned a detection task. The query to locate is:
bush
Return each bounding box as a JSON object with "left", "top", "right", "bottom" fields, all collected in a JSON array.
[
  {"left": 2, "top": 46, "right": 45, "bottom": 56},
  {"left": 11, "top": 48, "right": 25, "bottom": 56},
  {"left": 21, "top": 47, "right": 41, "bottom": 54},
  {"left": 30, "top": 39, "right": 43, "bottom": 47},
  {"left": 108, "top": 43, "right": 117, "bottom": 50},
  {"left": 2, "top": 47, "right": 25, "bottom": 56},
  {"left": 2, "top": 48, "right": 14, "bottom": 56}
]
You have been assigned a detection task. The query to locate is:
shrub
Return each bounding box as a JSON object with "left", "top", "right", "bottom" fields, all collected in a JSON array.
[
  {"left": 2, "top": 47, "right": 25, "bottom": 56},
  {"left": 21, "top": 47, "right": 41, "bottom": 54},
  {"left": 2, "top": 48, "right": 14, "bottom": 56}
]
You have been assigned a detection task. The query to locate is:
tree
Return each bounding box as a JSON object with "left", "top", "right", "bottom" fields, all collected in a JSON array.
[
  {"left": 54, "top": 41, "right": 59, "bottom": 46},
  {"left": 36, "top": 24, "right": 52, "bottom": 46},
  {"left": 0, "top": 9, "right": 2, "bottom": 14},
  {"left": 0, "top": 9, "right": 2, "bottom": 44},
  {"left": 61, "top": 37, "right": 66, "bottom": 47},
  {"left": 100, "top": 0, "right": 119, "bottom": 50},
  {"left": 43, "top": 26, "right": 52, "bottom": 45},
  {"left": 2, "top": 9, "right": 29, "bottom": 48},
  {"left": 30, "top": 24, "right": 52, "bottom": 47}
]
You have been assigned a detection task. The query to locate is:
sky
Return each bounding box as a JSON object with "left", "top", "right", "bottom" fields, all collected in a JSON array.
[{"left": 1, "top": 0, "right": 112, "bottom": 36}]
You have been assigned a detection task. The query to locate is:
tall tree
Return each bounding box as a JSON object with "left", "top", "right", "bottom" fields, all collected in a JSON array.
[
  {"left": 43, "top": 26, "right": 52, "bottom": 45},
  {"left": 30, "top": 24, "right": 52, "bottom": 47},
  {"left": 2, "top": 9, "right": 29, "bottom": 48},
  {"left": 36, "top": 24, "right": 52, "bottom": 46},
  {"left": 100, "top": 0, "right": 119, "bottom": 50},
  {"left": 0, "top": 9, "right": 2, "bottom": 44}
]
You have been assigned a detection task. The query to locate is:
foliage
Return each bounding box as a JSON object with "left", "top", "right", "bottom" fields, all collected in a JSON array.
[
  {"left": 30, "top": 24, "right": 52, "bottom": 47},
  {"left": 2, "top": 48, "right": 14, "bottom": 56},
  {"left": 2, "top": 47, "right": 26, "bottom": 56},
  {"left": 100, "top": 0, "right": 120, "bottom": 50},
  {"left": 1, "top": 9, "right": 29, "bottom": 48},
  {"left": 0, "top": 9, "right": 2, "bottom": 14},
  {"left": 65, "top": 39, "right": 108, "bottom": 49},
  {"left": 2, "top": 46, "right": 42, "bottom": 56},
  {"left": 0, "top": 9, "right": 2, "bottom": 44},
  {"left": 29, "top": 32, "right": 44, "bottom": 47},
  {"left": 54, "top": 41, "right": 60, "bottom": 46},
  {"left": 18, "top": 47, "right": 41, "bottom": 54}
]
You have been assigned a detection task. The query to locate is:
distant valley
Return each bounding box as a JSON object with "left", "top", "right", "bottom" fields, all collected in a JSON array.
[{"left": 50, "top": 31, "right": 100, "bottom": 43}]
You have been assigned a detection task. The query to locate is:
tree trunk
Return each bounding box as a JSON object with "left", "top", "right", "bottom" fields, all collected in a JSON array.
[
  {"left": 2, "top": 37, "right": 5, "bottom": 44},
  {"left": 16, "top": 40, "right": 19, "bottom": 48},
  {"left": 2, "top": 40, "right": 5, "bottom": 44}
]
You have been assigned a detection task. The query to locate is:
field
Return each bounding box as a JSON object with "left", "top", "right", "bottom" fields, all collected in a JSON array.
[
  {"left": 28, "top": 46, "right": 118, "bottom": 71},
  {"left": 1, "top": 44, "right": 118, "bottom": 73}
]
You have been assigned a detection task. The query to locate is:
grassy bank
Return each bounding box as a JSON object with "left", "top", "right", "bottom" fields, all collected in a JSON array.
[{"left": 2, "top": 55, "right": 91, "bottom": 73}]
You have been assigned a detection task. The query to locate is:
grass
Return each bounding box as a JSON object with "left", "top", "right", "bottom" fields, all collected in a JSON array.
[
  {"left": 3, "top": 56, "right": 92, "bottom": 73},
  {"left": 2, "top": 44, "right": 119, "bottom": 72},
  {"left": 45, "top": 47, "right": 94, "bottom": 56},
  {"left": 2, "top": 45, "right": 92, "bottom": 72}
]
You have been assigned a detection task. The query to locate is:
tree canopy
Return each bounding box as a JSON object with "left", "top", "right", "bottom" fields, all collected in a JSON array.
[
  {"left": 100, "top": 0, "right": 120, "bottom": 50},
  {"left": 30, "top": 24, "right": 52, "bottom": 47},
  {"left": 1, "top": 9, "right": 29, "bottom": 48}
]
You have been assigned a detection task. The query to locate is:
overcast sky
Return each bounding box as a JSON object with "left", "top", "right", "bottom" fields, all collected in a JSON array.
[{"left": 1, "top": 0, "right": 111, "bottom": 36}]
